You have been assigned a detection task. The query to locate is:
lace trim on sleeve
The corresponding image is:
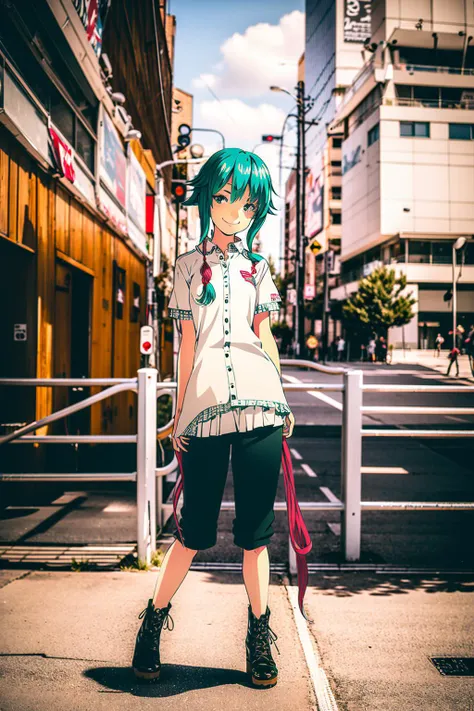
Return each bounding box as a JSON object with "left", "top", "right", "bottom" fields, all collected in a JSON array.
[
  {"left": 169, "top": 307, "right": 193, "bottom": 320},
  {"left": 254, "top": 301, "right": 281, "bottom": 314}
]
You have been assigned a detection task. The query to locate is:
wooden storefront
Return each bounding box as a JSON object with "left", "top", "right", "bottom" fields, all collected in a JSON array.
[{"left": 0, "top": 125, "right": 147, "bottom": 444}]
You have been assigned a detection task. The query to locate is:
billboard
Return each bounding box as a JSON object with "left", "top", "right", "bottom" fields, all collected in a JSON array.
[
  {"left": 100, "top": 109, "right": 126, "bottom": 208},
  {"left": 72, "top": 0, "right": 111, "bottom": 57},
  {"left": 343, "top": 0, "right": 371, "bottom": 44},
  {"left": 306, "top": 170, "right": 323, "bottom": 238}
]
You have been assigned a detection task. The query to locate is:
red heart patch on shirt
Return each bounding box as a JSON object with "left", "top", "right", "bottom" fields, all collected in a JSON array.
[{"left": 240, "top": 270, "right": 256, "bottom": 287}]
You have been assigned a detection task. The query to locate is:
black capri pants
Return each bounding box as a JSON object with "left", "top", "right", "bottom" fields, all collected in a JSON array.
[{"left": 173, "top": 424, "right": 283, "bottom": 551}]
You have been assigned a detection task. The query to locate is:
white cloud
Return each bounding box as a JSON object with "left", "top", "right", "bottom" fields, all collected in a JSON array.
[
  {"left": 192, "top": 10, "right": 305, "bottom": 98},
  {"left": 197, "top": 98, "right": 287, "bottom": 152}
]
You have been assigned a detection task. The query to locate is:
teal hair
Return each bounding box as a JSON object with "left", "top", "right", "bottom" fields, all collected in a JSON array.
[{"left": 182, "top": 148, "right": 278, "bottom": 306}]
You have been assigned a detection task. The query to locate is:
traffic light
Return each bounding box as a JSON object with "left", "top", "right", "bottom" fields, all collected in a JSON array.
[
  {"left": 262, "top": 135, "right": 282, "bottom": 143},
  {"left": 172, "top": 182, "right": 186, "bottom": 203},
  {"left": 177, "top": 123, "right": 191, "bottom": 150}
]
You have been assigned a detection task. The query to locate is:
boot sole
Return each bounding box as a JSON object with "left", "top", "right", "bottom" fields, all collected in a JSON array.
[
  {"left": 133, "top": 666, "right": 161, "bottom": 682},
  {"left": 246, "top": 659, "right": 278, "bottom": 688}
]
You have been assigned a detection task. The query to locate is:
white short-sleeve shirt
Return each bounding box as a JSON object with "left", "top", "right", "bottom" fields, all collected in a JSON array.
[{"left": 167, "top": 233, "right": 291, "bottom": 438}]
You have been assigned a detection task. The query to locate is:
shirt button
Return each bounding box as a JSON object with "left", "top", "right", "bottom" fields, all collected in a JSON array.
[
  {"left": 231, "top": 395, "right": 236, "bottom": 399},
  {"left": 225, "top": 353, "right": 229, "bottom": 357},
  {"left": 227, "top": 367, "right": 231, "bottom": 371},
  {"left": 225, "top": 330, "right": 229, "bottom": 334},
  {"left": 225, "top": 318, "right": 228, "bottom": 322},
  {"left": 231, "top": 384, "right": 234, "bottom": 388},
  {"left": 225, "top": 299, "right": 228, "bottom": 303}
]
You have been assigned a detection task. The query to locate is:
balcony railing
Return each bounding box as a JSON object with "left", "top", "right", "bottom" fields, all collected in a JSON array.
[
  {"left": 384, "top": 97, "right": 474, "bottom": 110},
  {"left": 395, "top": 63, "right": 474, "bottom": 76}
]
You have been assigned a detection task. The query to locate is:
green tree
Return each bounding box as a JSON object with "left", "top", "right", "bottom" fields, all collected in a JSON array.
[{"left": 342, "top": 265, "right": 416, "bottom": 341}]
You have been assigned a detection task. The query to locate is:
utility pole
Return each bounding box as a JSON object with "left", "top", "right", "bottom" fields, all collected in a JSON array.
[
  {"left": 297, "top": 79, "right": 307, "bottom": 358},
  {"left": 294, "top": 86, "right": 302, "bottom": 357}
]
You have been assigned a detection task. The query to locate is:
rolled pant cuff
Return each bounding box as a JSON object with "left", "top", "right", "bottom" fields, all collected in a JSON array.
[{"left": 172, "top": 530, "right": 216, "bottom": 551}]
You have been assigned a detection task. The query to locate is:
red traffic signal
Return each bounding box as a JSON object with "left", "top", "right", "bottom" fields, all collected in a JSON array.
[
  {"left": 262, "top": 135, "right": 281, "bottom": 143},
  {"left": 172, "top": 182, "right": 186, "bottom": 202}
]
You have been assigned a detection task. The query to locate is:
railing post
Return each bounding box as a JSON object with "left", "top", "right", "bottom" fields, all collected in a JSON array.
[
  {"left": 341, "top": 369, "right": 363, "bottom": 561},
  {"left": 289, "top": 533, "right": 297, "bottom": 575},
  {"left": 137, "top": 367, "right": 157, "bottom": 565}
]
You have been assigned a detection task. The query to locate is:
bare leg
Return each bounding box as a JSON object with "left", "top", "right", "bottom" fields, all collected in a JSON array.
[
  {"left": 242, "top": 545, "right": 270, "bottom": 618},
  {"left": 152, "top": 539, "right": 198, "bottom": 608}
]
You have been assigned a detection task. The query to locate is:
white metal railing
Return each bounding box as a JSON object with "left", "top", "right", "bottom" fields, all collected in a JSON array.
[
  {"left": 0, "top": 371, "right": 177, "bottom": 565},
  {"left": 1, "top": 363, "right": 473, "bottom": 571}
]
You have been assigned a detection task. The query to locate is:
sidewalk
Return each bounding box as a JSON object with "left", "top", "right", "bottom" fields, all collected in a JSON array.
[
  {"left": 1, "top": 567, "right": 473, "bottom": 710},
  {"left": 390, "top": 348, "right": 474, "bottom": 380}
]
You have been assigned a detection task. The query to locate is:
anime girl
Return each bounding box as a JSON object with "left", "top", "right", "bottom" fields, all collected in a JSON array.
[{"left": 132, "top": 148, "right": 311, "bottom": 688}]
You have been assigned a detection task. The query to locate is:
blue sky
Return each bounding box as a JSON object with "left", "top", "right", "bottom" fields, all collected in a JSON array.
[{"left": 168, "top": 0, "right": 305, "bottom": 263}]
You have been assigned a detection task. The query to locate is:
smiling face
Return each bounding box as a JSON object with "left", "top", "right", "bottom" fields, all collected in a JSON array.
[{"left": 210, "top": 179, "right": 258, "bottom": 236}]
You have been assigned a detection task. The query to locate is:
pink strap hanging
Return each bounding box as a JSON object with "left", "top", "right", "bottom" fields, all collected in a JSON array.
[
  {"left": 281, "top": 436, "right": 313, "bottom": 622},
  {"left": 173, "top": 435, "right": 313, "bottom": 622}
]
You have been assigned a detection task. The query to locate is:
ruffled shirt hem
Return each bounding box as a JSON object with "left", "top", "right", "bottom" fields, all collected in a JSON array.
[{"left": 181, "top": 405, "right": 287, "bottom": 437}]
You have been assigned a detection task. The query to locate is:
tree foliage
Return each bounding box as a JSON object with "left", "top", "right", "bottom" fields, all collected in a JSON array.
[{"left": 342, "top": 266, "right": 416, "bottom": 335}]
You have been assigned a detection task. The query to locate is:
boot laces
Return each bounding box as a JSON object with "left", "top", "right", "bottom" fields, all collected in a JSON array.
[
  {"left": 138, "top": 604, "right": 175, "bottom": 632},
  {"left": 252, "top": 617, "right": 280, "bottom": 659}
]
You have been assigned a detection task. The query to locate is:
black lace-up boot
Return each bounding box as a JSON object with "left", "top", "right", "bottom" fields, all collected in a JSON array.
[
  {"left": 132, "top": 598, "right": 174, "bottom": 681},
  {"left": 245, "top": 604, "right": 280, "bottom": 688}
]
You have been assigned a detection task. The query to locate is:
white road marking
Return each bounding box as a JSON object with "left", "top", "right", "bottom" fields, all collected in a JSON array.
[
  {"left": 282, "top": 373, "right": 342, "bottom": 411},
  {"left": 361, "top": 466, "right": 408, "bottom": 475},
  {"left": 319, "top": 487, "right": 341, "bottom": 503},
  {"left": 286, "top": 585, "right": 340, "bottom": 711},
  {"left": 445, "top": 415, "right": 470, "bottom": 423},
  {"left": 301, "top": 463, "right": 318, "bottom": 478},
  {"left": 290, "top": 447, "right": 303, "bottom": 460},
  {"left": 327, "top": 522, "right": 341, "bottom": 536}
]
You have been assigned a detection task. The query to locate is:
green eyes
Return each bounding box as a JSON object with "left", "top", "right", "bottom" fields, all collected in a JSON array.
[{"left": 213, "top": 195, "right": 257, "bottom": 212}]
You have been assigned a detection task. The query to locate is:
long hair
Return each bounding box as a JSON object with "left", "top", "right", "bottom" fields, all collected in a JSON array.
[{"left": 182, "top": 148, "right": 278, "bottom": 306}]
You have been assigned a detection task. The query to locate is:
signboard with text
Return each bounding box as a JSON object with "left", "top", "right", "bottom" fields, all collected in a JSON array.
[
  {"left": 306, "top": 169, "right": 323, "bottom": 238},
  {"left": 100, "top": 109, "right": 126, "bottom": 208},
  {"left": 72, "top": 0, "right": 111, "bottom": 57},
  {"left": 344, "top": 0, "right": 371, "bottom": 43}
]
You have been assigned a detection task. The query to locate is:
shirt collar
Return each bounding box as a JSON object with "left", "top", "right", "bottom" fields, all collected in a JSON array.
[{"left": 196, "top": 232, "right": 245, "bottom": 255}]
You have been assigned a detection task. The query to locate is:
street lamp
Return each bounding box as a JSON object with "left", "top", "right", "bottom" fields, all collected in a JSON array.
[{"left": 452, "top": 236, "right": 467, "bottom": 349}]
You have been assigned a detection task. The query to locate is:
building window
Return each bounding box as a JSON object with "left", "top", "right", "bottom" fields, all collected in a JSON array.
[
  {"left": 400, "top": 121, "right": 430, "bottom": 138},
  {"left": 449, "top": 123, "right": 474, "bottom": 140},
  {"left": 408, "top": 240, "right": 430, "bottom": 263},
  {"left": 332, "top": 137, "right": 342, "bottom": 149},
  {"left": 368, "top": 123, "right": 380, "bottom": 146},
  {"left": 131, "top": 282, "right": 141, "bottom": 322},
  {"left": 331, "top": 186, "right": 341, "bottom": 200},
  {"left": 331, "top": 212, "right": 341, "bottom": 225}
]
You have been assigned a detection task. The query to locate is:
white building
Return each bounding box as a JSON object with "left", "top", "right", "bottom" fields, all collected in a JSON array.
[{"left": 329, "top": 0, "right": 474, "bottom": 349}]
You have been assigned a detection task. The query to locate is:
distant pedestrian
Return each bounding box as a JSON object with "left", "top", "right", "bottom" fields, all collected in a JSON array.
[
  {"left": 465, "top": 324, "right": 474, "bottom": 375},
  {"left": 329, "top": 338, "right": 337, "bottom": 361},
  {"left": 421, "top": 322, "right": 428, "bottom": 349},
  {"left": 337, "top": 336, "right": 345, "bottom": 362},
  {"left": 434, "top": 333, "right": 444, "bottom": 357},
  {"left": 367, "top": 337, "right": 376, "bottom": 363},
  {"left": 376, "top": 336, "right": 387, "bottom": 363},
  {"left": 446, "top": 346, "right": 460, "bottom": 377}
]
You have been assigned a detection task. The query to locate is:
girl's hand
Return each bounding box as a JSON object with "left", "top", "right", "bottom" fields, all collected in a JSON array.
[
  {"left": 283, "top": 411, "right": 295, "bottom": 438},
  {"left": 171, "top": 431, "right": 190, "bottom": 452}
]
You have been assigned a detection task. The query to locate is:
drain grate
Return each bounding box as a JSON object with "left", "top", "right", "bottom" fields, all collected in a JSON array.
[{"left": 430, "top": 657, "right": 474, "bottom": 677}]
